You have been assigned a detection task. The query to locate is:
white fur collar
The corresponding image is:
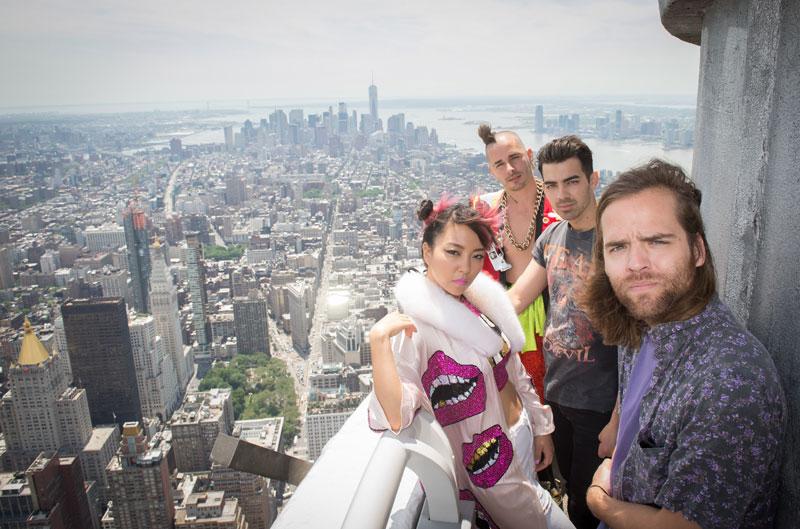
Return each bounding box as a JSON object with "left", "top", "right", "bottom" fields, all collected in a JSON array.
[{"left": 395, "top": 270, "right": 525, "bottom": 356}]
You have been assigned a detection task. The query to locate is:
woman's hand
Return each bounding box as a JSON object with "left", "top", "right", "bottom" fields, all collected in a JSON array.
[
  {"left": 370, "top": 312, "right": 417, "bottom": 432},
  {"left": 533, "top": 433, "right": 555, "bottom": 471},
  {"left": 370, "top": 312, "right": 417, "bottom": 344}
]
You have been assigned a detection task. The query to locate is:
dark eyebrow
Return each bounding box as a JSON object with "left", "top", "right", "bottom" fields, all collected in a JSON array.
[
  {"left": 445, "top": 242, "right": 465, "bottom": 249},
  {"left": 640, "top": 233, "right": 676, "bottom": 242},
  {"left": 604, "top": 233, "right": 677, "bottom": 249},
  {"left": 564, "top": 175, "right": 581, "bottom": 183}
]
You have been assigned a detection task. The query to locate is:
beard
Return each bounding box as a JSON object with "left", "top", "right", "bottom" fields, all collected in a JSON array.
[{"left": 610, "top": 260, "right": 696, "bottom": 325}]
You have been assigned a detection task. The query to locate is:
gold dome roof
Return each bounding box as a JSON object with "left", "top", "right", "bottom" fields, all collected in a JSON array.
[{"left": 17, "top": 319, "right": 50, "bottom": 366}]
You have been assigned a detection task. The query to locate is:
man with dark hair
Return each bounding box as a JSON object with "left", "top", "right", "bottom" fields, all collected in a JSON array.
[
  {"left": 582, "top": 159, "right": 785, "bottom": 529},
  {"left": 508, "top": 135, "right": 618, "bottom": 529}
]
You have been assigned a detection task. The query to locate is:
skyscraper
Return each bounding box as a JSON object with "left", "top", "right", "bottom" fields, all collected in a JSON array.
[
  {"left": 287, "top": 281, "right": 310, "bottom": 353},
  {"left": 175, "top": 491, "right": 246, "bottom": 528},
  {"left": 185, "top": 232, "right": 209, "bottom": 348},
  {"left": 0, "top": 246, "right": 15, "bottom": 289},
  {"left": 369, "top": 82, "right": 379, "bottom": 122},
  {"left": 0, "top": 320, "right": 93, "bottom": 470},
  {"left": 168, "top": 388, "right": 233, "bottom": 472},
  {"left": 233, "top": 294, "right": 270, "bottom": 356},
  {"left": 128, "top": 313, "right": 180, "bottom": 421},
  {"left": 122, "top": 202, "right": 151, "bottom": 313},
  {"left": 61, "top": 298, "right": 143, "bottom": 427},
  {"left": 337, "top": 102, "right": 348, "bottom": 136},
  {"left": 106, "top": 422, "right": 174, "bottom": 529},
  {"left": 149, "top": 240, "right": 192, "bottom": 392},
  {"left": 225, "top": 173, "right": 246, "bottom": 206},
  {"left": 25, "top": 452, "right": 99, "bottom": 529},
  {"left": 224, "top": 126, "right": 234, "bottom": 150},
  {"left": 210, "top": 417, "right": 284, "bottom": 529},
  {"left": 534, "top": 105, "right": 544, "bottom": 133}
]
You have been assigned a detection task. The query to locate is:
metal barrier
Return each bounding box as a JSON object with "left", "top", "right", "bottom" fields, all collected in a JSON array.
[{"left": 341, "top": 411, "right": 474, "bottom": 529}]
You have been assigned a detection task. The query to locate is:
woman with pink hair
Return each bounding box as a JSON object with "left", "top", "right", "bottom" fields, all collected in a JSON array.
[{"left": 368, "top": 198, "right": 573, "bottom": 529}]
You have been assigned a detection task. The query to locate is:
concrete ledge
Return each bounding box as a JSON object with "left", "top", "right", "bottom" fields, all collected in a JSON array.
[{"left": 658, "top": 0, "right": 716, "bottom": 45}]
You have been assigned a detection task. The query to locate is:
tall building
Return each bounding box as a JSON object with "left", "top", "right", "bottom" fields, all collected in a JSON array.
[
  {"left": 170, "top": 137, "right": 183, "bottom": 157},
  {"left": 150, "top": 241, "right": 192, "bottom": 392},
  {"left": 534, "top": 105, "right": 544, "bottom": 133},
  {"left": 26, "top": 452, "right": 99, "bottom": 529},
  {"left": 61, "top": 298, "right": 143, "bottom": 427},
  {"left": 80, "top": 426, "right": 120, "bottom": 507},
  {"left": 0, "top": 246, "right": 14, "bottom": 289},
  {"left": 210, "top": 417, "right": 283, "bottom": 529},
  {"left": 0, "top": 320, "right": 93, "bottom": 470},
  {"left": 168, "top": 389, "right": 233, "bottom": 472},
  {"left": 129, "top": 314, "right": 180, "bottom": 421},
  {"left": 286, "top": 282, "right": 309, "bottom": 354},
  {"left": 224, "top": 126, "right": 234, "bottom": 150},
  {"left": 92, "top": 269, "right": 129, "bottom": 303},
  {"left": 83, "top": 225, "right": 126, "bottom": 252},
  {"left": 185, "top": 216, "right": 211, "bottom": 246},
  {"left": 386, "top": 113, "right": 405, "bottom": 134},
  {"left": 106, "top": 422, "right": 174, "bottom": 529},
  {"left": 229, "top": 268, "right": 257, "bottom": 298},
  {"left": 123, "top": 202, "right": 151, "bottom": 313},
  {"left": 225, "top": 174, "right": 246, "bottom": 206},
  {"left": 306, "top": 394, "right": 364, "bottom": 460},
  {"left": 369, "top": 82, "right": 378, "bottom": 122},
  {"left": 0, "top": 472, "right": 34, "bottom": 525},
  {"left": 175, "top": 491, "right": 246, "bottom": 529},
  {"left": 185, "top": 232, "right": 209, "bottom": 348},
  {"left": 232, "top": 294, "right": 270, "bottom": 356},
  {"left": 175, "top": 491, "right": 247, "bottom": 529},
  {"left": 288, "top": 108, "right": 304, "bottom": 126},
  {"left": 337, "top": 102, "right": 348, "bottom": 136}
]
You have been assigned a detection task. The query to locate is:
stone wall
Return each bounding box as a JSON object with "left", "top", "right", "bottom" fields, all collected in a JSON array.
[{"left": 660, "top": 0, "right": 800, "bottom": 525}]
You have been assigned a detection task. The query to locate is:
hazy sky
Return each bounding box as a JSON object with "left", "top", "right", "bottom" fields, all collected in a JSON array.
[{"left": 1, "top": 0, "right": 701, "bottom": 109}]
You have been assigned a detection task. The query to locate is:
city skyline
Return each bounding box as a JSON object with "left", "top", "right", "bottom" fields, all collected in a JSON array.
[{"left": 1, "top": 0, "right": 701, "bottom": 109}]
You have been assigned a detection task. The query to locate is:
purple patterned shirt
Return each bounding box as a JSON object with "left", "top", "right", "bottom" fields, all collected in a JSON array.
[{"left": 612, "top": 297, "right": 786, "bottom": 529}]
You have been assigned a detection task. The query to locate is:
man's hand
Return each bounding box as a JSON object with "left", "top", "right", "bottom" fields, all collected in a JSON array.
[
  {"left": 587, "top": 458, "right": 702, "bottom": 529},
  {"left": 507, "top": 260, "right": 548, "bottom": 314},
  {"left": 592, "top": 457, "right": 612, "bottom": 493},
  {"left": 533, "top": 434, "right": 554, "bottom": 472}
]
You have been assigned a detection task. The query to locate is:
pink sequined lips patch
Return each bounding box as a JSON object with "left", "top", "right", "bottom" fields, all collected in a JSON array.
[
  {"left": 421, "top": 350, "right": 486, "bottom": 427},
  {"left": 462, "top": 424, "right": 513, "bottom": 488}
]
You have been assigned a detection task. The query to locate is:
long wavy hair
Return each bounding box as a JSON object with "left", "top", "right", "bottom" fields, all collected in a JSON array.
[{"left": 579, "top": 159, "right": 717, "bottom": 348}]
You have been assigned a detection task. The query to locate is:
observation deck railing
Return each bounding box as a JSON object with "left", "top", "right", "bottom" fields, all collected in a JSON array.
[{"left": 272, "top": 399, "right": 474, "bottom": 529}]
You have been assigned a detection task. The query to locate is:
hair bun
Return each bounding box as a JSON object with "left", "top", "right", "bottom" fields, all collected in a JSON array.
[{"left": 417, "top": 199, "right": 434, "bottom": 222}]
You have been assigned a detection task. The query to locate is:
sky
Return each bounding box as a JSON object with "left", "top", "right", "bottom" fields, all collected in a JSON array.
[{"left": 0, "top": 0, "right": 701, "bottom": 109}]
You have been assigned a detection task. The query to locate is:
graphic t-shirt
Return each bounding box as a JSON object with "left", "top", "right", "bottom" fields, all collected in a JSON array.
[{"left": 532, "top": 220, "right": 617, "bottom": 412}]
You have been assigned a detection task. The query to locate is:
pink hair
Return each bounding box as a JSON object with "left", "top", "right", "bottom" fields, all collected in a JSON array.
[{"left": 424, "top": 194, "right": 458, "bottom": 226}]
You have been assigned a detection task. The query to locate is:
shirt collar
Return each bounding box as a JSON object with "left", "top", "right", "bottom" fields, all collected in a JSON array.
[{"left": 645, "top": 295, "right": 722, "bottom": 347}]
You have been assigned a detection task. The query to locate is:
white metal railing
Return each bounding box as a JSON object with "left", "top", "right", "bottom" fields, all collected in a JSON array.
[{"left": 272, "top": 399, "right": 474, "bottom": 529}]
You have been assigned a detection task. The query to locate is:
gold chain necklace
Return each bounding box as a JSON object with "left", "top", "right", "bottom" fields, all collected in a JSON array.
[{"left": 500, "top": 179, "right": 544, "bottom": 251}]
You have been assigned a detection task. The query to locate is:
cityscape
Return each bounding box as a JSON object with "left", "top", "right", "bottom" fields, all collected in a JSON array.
[{"left": 0, "top": 83, "right": 696, "bottom": 528}]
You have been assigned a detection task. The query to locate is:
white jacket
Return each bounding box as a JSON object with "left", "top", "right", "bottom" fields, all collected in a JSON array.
[{"left": 368, "top": 270, "right": 553, "bottom": 529}]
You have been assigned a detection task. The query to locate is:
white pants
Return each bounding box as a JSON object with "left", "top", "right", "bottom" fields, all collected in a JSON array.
[{"left": 509, "top": 412, "right": 576, "bottom": 529}]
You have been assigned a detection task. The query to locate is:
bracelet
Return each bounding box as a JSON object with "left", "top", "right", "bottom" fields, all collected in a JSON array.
[{"left": 589, "top": 484, "right": 610, "bottom": 496}]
